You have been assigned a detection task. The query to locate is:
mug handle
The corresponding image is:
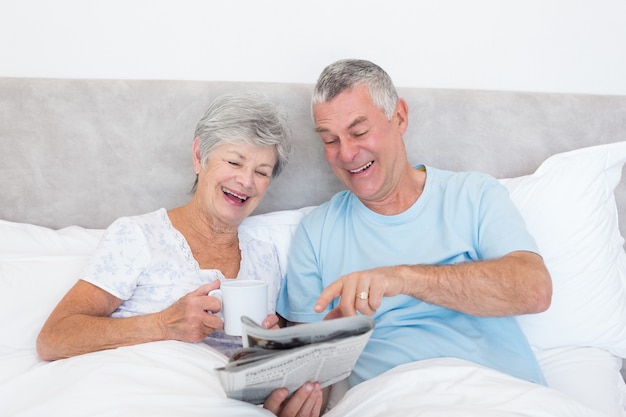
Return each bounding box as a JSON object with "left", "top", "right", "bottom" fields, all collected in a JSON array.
[{"left": 207, "top": 289, "right": 224, "bottom": 320}]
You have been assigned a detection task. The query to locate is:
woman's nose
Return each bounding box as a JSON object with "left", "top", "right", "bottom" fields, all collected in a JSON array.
[{"left": 235, "top": 169, "right": 254, "bottom": 188}]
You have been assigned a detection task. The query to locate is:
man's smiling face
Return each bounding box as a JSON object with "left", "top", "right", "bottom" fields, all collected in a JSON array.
[{"left": 313, "top": 83, "right": 407, "bottom": 206}]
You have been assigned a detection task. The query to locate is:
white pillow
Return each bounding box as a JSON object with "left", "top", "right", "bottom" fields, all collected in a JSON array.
[
  {"left": 0, "top": 257, "right": 92, "bottom": 350},
  {"left": 503, "top": 141, "right": 626, "bottom": 356},
  {"left": 0, "top": 220, "right": 103, "bottom": 256},
  {"left": 0, "top": 221, "right": 103, "bottom": 351},
  {"left": 240, "top": 207, "right": 315, "bottom": 275}
]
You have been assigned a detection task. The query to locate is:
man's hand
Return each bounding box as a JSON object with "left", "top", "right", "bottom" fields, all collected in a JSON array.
[
  {"left": 262, "top": 313, "right": 281, "bottom": 330},
  {"left": 314, "top": 266, "right": 404, "bottom": 319},
  {"left": 263, "top": 383, "right": 323, "bottom": 417}
]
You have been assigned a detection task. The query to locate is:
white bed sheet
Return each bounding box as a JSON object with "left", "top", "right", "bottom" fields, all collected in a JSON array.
[
  {"left": 0, "top": 341, "right": 272, "bottom": 417},
  {"left": 0, "top": 341, "right": 610, "bottom": 417},
  {"left": 325, "top": 358, "right": 608, "bottom": 417},
  {"left": 535, "top": 347, "right": 626, "bottom": 417}
]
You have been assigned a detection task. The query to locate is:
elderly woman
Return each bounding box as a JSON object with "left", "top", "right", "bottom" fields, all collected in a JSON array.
[{"left": 36, "top": 93, "right": 323, "bottom": 417}]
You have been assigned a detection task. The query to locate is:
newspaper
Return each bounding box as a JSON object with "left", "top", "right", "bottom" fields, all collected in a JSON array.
[{"left": 215, "top": 315, "right": 375, "bottom": 404}]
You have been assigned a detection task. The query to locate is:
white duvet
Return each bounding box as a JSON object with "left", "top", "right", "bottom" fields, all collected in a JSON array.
[{"left": 0, "top": 341, "right": 606, "bottom": 417}]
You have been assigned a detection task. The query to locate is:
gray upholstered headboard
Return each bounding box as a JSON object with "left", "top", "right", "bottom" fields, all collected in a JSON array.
[{"left": 1, "top": 77, "right": 626, "bottom": 233}]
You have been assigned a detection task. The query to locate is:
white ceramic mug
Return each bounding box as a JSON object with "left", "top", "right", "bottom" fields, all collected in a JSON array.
[{"left": 209, "top": 280, "right": 268, "bottom": 336}]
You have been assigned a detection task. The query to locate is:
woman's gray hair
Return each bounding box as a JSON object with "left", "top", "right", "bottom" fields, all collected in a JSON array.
[
  {"left": 193, "top": 92, "right": 291, "bottom": 189},
  {"left": 312, "top": 59, "right": 399, "bottom": 120}
]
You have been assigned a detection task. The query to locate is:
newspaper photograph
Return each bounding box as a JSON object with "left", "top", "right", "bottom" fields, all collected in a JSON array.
[{"left": 215, "top": 315, "right": 375, "bottom": 404}]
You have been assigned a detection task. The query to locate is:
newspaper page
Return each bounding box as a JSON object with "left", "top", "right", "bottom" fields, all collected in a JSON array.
[{"left": 215, "top": 315, "right": 375, "bottom": 404}]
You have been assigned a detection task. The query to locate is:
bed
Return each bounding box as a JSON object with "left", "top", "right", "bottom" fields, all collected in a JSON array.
[{"left": 1, "top": 77, "right": 626, "bottom": 417}]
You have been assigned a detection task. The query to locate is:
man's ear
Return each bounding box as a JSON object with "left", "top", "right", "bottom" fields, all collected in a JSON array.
[{"left": 395, "top": 98, "right": 409, "bottom": 133}]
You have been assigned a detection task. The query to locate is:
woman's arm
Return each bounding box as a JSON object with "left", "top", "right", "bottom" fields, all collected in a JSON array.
[{"left": 36, "top": 279, "right": 223, "bottom": 360}]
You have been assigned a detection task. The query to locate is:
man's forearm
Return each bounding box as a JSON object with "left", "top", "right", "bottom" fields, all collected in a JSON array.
[{"left": 398, "top": 251, "right": 552, "bottom": 317}]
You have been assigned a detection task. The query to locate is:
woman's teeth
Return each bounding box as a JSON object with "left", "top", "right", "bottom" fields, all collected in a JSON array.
[{"left": 223, "top": 188, "right": 248, "bottom": 202}]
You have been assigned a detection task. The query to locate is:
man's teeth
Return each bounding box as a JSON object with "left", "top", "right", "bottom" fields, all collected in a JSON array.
[
  {"left": 223, "top": 188, "right": 248, "bottom": 201},
  {"left": 350, "top": 161, "right": 373, "bottom": 173}
]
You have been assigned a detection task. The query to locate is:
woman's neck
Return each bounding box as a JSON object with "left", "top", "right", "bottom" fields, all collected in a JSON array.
[{"left": 167, "top": 205, "right": 241, "bottom": 277}]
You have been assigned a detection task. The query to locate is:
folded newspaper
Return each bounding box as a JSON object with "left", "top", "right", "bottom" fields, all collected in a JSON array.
[{"left": 215, "top": 315, "right": 375, "bottom": 404}]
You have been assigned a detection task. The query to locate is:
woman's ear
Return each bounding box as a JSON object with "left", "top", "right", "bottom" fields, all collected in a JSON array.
[{"left": 192, "top": 137, "right": 202, "bottom": 174}]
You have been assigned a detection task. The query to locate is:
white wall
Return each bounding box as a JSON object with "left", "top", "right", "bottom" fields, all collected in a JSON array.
[{"left": 1, "top": 0, "right": 625, "bottom": 95}]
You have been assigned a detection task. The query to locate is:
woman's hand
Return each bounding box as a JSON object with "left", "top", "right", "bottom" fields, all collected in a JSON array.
[{"left": 158, "top": 281, "right": 224, "bottom": 342}]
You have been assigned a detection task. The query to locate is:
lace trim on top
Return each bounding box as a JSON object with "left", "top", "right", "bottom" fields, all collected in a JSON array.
[{"left": 159, "top": 208, "right": 236, "bottom": 281}]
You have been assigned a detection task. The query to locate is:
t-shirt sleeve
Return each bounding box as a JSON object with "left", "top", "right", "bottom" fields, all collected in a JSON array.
[
  {"left": 276, "top": 216, "right": 327, "bottom": 323},
  {"left": 476, "top": 177, "right": 539, "bottom": 259},
  {"left": 80, "top": 217, "right": 151, "bottom": 300}
]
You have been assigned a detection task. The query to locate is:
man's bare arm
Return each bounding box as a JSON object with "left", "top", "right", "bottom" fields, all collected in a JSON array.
[{"left": 317, "top": 251, "right": 552, "bottom": 318}]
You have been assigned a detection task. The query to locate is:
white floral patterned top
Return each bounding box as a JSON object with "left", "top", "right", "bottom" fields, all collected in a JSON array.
[{"left": 80, "top": 208, "right": 282, "bottom": 355}]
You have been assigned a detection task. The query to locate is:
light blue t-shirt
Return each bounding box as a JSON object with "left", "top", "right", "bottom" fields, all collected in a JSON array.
[{"left": 277, "top": 166, "right": 545, "bottom": 386}]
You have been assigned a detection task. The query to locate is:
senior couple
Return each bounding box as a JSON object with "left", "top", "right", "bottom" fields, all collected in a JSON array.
[{"left": 37, "top": 59, "right": 552, "bottom": 417}]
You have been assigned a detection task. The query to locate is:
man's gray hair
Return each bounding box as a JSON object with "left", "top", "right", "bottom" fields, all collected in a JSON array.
[{"left": 312, "top": 59, "right": 399, "bottom": 120}]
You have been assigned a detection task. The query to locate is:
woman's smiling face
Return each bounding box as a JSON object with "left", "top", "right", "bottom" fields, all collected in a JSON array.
[{"left": 193, "top": 140, "right": 276, "bottom": 228}]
